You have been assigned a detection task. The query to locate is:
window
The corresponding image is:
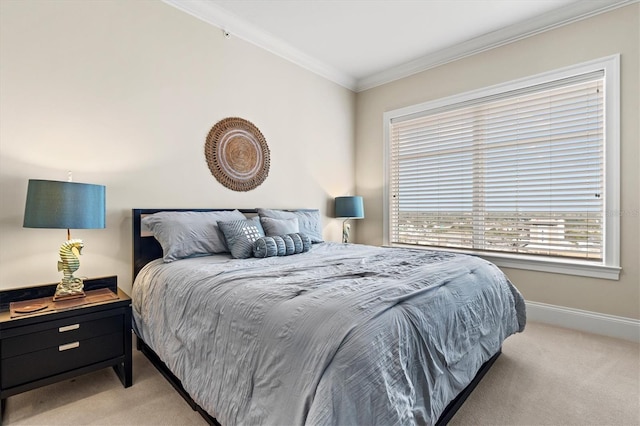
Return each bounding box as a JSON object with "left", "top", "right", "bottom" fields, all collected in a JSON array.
[{"left": 384, "top": 56, "right": 620, "bottom": 280}]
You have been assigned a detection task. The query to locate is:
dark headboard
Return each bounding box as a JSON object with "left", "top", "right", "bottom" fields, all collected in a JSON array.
[{"left": 132, "top": 208, "right": 257, "bottom": 280}]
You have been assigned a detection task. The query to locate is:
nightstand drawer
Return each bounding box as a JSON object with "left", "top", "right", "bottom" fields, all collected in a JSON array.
[
  {"left": 1, "top": 331, "right": 124, "bottom": 389},
  {"left": 1, "top": 313, "right": 123, "bottom": 359}
]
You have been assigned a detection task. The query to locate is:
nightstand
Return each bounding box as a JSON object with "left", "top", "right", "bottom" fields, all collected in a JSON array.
[{"left": 0, "top": 276, "right": 132, "bottom": 414}]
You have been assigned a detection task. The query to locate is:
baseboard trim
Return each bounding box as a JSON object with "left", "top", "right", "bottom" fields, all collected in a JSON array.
[{"left": 526, "top": 301, "right": 640, "bottom": 343}]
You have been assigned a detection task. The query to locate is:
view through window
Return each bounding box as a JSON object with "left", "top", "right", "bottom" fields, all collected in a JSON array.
[{"left": 385, "top": 56, "right": 620, "bottom": 278}]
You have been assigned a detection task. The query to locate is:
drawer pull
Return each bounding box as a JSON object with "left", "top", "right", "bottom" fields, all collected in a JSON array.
[
  {"left": 59, "top": 342, "right": 80, "bottom": 351},
  {"left": 59, "top": 324, "right": 80, "bottom": 332}
]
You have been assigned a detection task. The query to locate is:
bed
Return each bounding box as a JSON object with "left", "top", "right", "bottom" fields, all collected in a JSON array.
[{"left": 131, "top": 208, "right": 526, "bottom": 425}]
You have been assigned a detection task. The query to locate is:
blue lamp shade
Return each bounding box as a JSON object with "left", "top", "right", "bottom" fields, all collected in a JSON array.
[
  {"left": 23, "top": 179, "right": 106, "bottom": 230},
  {"left": 335, "top": 196, "right": 364, "bottom": 219}
]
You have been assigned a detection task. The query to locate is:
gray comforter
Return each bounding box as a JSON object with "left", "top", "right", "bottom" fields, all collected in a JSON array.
[{"left": 132, "top": 242, "right": 526, "bottom": 425}]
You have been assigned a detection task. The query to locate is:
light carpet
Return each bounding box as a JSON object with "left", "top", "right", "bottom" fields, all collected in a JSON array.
[{"left": 3, "top": 321, "right": 639, "bottom": 425}]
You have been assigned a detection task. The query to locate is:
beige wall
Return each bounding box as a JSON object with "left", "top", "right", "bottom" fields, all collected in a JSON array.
[
  {"left": 0, "top": 0, "right": 356, "bottom": 294},
  {"left": 355, "top": 4, "right": 640, "bottom": 319}
]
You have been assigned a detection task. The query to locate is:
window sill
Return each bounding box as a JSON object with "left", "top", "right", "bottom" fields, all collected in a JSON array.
[{"left": 387, "top": 244, "right": 621, "bottom": 280}]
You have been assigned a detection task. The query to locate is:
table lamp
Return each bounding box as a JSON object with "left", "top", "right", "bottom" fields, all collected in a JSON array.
[
  {"left": 335, "top": 196, "right": 364, "bottom": 243},
  {"left": 23, "top": 178, "right": 106, "bottom": 300}
]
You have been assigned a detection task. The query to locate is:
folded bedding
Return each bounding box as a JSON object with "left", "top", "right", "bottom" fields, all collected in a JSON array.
[{"left": 132, "top": 242, "right": 525, "bottom": 425}]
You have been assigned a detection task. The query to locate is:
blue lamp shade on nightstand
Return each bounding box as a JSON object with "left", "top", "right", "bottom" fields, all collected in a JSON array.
[
  {"left": 335, "top": 196, "right": 364, "bottom": 243},
  {"left": 23, "top": 179, "right": 106, "bottom": 300},
  {"left": 23, "top": 179, "right": 106, "bottom": 230},
  {"left": 335, "top": 196, "right": 364, "bottom": 219}
]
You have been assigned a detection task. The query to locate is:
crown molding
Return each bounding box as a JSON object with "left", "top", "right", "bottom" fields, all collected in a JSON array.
[
  {"left": 162, "top": 0, "right": 357, "bottom": 90},
  {"left": 356, "top": 0, "right": 636, "bottom": 91},
  {"left": 163, "top": 0, "right": 637, "bottom": 93}
]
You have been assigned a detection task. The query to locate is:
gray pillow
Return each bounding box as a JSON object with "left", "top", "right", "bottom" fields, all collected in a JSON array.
[
  {"left": 142, "top": 210, "right": 246, "bottom": 262},
  {"left": 253, "top": 235, "right": 280, "bottom": 258},
  {"left": 253, "top": 233, "right": 312, "bottom": 258},
  {"left": 218, "top": 218, "right": 265, "bottom": 259},
  {"left": 260, "top": 216, "right": 299, "bottom": 236},
  {"left": 257, "top": 208, "right": 323, "bottom": 243},
  {"left": 282, "top": 234, "right": 295, "bottom": 255}
]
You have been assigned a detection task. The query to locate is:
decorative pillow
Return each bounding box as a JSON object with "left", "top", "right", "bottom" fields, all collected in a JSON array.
[
  {"left": 253, "top": 235, "right": 278, "bottom": 258},
  {"left": 257, "top": 208, "right": 323, "bottom": 243},
  {"left": 142, "top": 210, "right": 246, "bottom": 262},
  {"left": 259, "top": 216, "right": 299, "bottom": 236},
  {"left": 218, "top": 218, "right": 265, "bottom": 259},
  {"left": 282, "top": 234, "right": 295, "bottom": 255},
  {"left": 253, "top": 233, "right": 312, "bottom": 258},
  {"left": 299, "top": 233, "right": 312, "bottom": 252},
  {"left": 288, "top": 233, "right": 303, "bottom": 253},
  {"left": 271, "top": 235, "right": 287, "bottom": 256}
]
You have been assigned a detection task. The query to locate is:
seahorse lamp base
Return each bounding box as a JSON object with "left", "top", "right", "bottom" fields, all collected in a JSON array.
[
  {"left": 342, "top": 220, "right": 351, "bottom": 243},
  {"left": 54, "top": 238, "right": 86, "bottom": 301}
]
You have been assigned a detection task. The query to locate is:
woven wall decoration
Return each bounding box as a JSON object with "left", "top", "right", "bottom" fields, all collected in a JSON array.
[{"left": 204, "top": 117, "right": 270, "bottom": 192}]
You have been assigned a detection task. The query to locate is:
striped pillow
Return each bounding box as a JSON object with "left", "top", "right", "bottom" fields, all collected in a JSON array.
[{"left": 253, "top": 233, "right": 312, "bottom": 258}]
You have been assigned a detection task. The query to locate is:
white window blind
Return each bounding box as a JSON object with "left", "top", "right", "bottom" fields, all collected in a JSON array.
[{"left": 389, "top": 71, "right": 604, "bottom": 261}]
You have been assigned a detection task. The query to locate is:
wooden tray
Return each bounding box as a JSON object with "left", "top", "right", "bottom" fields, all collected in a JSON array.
[{"left": 10, "top": 288, "right": 118, "bottom": 318}]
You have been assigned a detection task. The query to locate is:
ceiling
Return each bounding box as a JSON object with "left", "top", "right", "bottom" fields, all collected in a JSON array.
[{"left": 163, "top": 0, "right": 633, "bottom": 92}]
